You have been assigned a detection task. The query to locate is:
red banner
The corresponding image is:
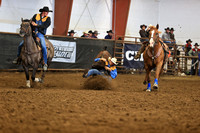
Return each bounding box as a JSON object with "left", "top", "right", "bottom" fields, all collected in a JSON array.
[{"left": 0, "top": 0, "right": 1, "bottom": 7}]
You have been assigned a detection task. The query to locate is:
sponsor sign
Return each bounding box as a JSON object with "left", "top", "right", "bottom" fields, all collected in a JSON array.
[
  {"left": 123, "top": 44, "right": 144, "bottom": 69},
  {"left": 49, "top": 40, "right": 76, "bottom": 63}
]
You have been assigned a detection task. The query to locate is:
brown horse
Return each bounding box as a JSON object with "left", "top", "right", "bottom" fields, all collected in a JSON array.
[
  {"left": 91, "top": 46, "right": 112, "bottom": 69},
  {"left": 19, "top": 19, "right": 54, "bottom": 87},
  {"left": 143, "top": 24, "right": 165, "bottom": 91},
  {"left": 83, "top": 46, "right": 111, "bottom": 77}
]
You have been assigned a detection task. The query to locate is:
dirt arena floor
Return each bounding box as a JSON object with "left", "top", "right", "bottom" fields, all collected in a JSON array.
[{"left": 0, "top": 72, "right": 200, "bottom": 133}]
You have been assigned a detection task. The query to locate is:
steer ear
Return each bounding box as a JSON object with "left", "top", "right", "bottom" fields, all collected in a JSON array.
[{"left": 156, "top": 24, "right": 159, "bottom": 29}]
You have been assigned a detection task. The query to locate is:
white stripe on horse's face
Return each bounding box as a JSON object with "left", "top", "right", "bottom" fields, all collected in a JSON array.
[{"left": 149, "top": 29, "right": 155, "bottom": 47}]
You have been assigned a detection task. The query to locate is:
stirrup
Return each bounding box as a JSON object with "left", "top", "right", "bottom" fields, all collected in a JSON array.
[{"left": 12, "top": 57, "right": 20, "bottom": 64}]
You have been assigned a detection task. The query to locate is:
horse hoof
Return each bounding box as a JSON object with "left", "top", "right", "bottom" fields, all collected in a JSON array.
[
  {"left": 153, "top": 84, "right": 158, "bottom": 90},
  {"left": 34, "top": 78, "right": 40, "bottom": 82},
  {"left": 26, "top": 80, "right": 31, "bottom": 88},
  {"left": 39, "top": 79, "right": 43, "bottom": 83},
  {"left": 146, "top": 88, "right": 151, "bottom": 92}
]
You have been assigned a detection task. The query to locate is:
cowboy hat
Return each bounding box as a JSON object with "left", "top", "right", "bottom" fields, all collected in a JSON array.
[
  {"left": 194, "top": 43, "right": 199, "bottom": 46},
  {"left": 107, "top": 30, "right": 113, "bottom": 33},
  {"left": 170, "top": 28, "right": 175, "bottom": 31},
  {"left": 140, "top": 24, "right": 147, "bottom": 29},
  {"left": 93, "top": 30, "right": 99, "bottom": 34},
  {"left": 165, "top": 27, "right": 170, "bottom": 30},
  {"left": 39, "top": 6, "right": 53, "bottom": 12},
  {"left": 88, "top": 30, "right": 93, "bottom": 34},
  {"left": 110, "top": 57, "right": 118, "bottom": 65},
  {"left": 68, "top": 30, "right": 76, "bottom": 33},
  {"left": 186, "top": 39, "right": 192, "bottom": 43}
]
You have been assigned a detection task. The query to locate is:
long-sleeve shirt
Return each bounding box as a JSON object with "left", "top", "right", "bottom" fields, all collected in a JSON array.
[
  {"left": 94, "top": 58, "right": 117, "bottom": 79},
  {"left": 139, "top": 29, "right": 149, "bottom": 38},
  {"left": 162, "top": 32, "right": 171, "bottom": 41},
  {"left": 32, "top": 14, "right": 51, "bottom": 35},
  {"left": 188, "top": 48, "right": 200, "bottom": 56}
]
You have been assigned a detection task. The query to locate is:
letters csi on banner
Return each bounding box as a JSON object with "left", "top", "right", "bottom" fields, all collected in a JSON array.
[
  {"left": 49, "top": 40, "right": 76, "bottom": 63},
  {"left": 123, "top": 44, "right": 144, "bottom": 69}
]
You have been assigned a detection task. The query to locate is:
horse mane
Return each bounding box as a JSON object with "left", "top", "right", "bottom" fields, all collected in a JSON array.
[{"left": 23, "top": 19, "right": 30, "bottom": 23}]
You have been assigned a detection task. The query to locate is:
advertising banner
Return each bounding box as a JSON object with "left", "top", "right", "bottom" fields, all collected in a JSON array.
[
  {"left": 49, "top": 40, "right": 76, "bottom": 63},
  {"left": 123, "top": 44, "right": 144, "bottom": 69}
]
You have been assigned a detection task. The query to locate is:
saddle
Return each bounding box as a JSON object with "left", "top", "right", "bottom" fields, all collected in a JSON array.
[{"left": 35, "top": 37, "right": 50, "bottom": 51}]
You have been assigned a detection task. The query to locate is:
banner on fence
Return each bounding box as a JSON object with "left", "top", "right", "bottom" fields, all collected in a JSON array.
[
  {"left": 49, "top": 40, "right": 76, "bottom": 63},
  {"left": 123, "top": 44, "right": 144, "bottom": 69}
]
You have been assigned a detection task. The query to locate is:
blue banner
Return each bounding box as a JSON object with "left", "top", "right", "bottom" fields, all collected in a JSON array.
[{"left": 123, "top": 44, "right": 144, "bottom": 69}]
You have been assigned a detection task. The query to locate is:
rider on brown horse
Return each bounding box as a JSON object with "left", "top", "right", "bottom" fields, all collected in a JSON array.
[
  {"left": 13, "top": 6, "right": 53, "bottom": 70},
  {"left": 135, "top": 24, "right": 170, "bottom": 60}
]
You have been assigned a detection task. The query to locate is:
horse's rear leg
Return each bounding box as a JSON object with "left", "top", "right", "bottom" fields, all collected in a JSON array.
[{"left": 23, "top": 66, "right": 30, "bottom": 88}]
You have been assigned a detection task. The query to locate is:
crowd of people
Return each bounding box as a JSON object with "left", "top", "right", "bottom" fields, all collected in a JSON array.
[{"left": 67, "top": 29, "right": 114, "bottom": 39}]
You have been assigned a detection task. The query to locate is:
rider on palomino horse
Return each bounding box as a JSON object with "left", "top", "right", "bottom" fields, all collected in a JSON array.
[
  {"left": 13, "top": 6, "right": 53, "bottom": 70},
  {"left": 83, "top": 57, "right": 118, "bottom": 79}
]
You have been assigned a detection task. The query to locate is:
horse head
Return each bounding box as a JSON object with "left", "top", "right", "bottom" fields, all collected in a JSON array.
[
  {"left": 19, "top": 18, "right": 32, "bottom": 37},
  {"left": 148, "top": 24, "right": 161, "bottom": 48}
]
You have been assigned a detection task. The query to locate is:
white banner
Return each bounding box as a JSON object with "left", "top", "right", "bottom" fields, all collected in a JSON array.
[{"left": 49, "top": 40, "right": 76, "bottom": 63}]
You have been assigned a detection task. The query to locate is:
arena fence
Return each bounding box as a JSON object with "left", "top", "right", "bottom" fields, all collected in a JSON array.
[{"left": 0, "top": 32, "right": 199, "bottom": 75}]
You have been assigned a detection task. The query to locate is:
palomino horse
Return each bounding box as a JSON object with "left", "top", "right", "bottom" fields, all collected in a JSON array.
[
  {"left": 19, "top": 19, "right": 54, "bottom": 87},
  {"left": 143, "top": 24, "right": 165, "bottom": 91}
]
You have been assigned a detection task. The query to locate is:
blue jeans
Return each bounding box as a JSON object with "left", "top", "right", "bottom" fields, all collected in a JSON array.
[
  {"left": 17, "top": 40, "right": 24, "bottom": 57},
  {"left": 37, "top": 32, "right": 47, "bottom": 64},
  {"left": 86, "top": 69, "right": 103, "bottom": 77},
  {"left": 163, "top": 41, "right": 171, "bottom": 44},
  {"left": 17, "top": 32, "right": 48, "bottom": 64}
]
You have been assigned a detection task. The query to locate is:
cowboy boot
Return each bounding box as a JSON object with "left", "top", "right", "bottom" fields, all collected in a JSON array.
[
  {"left": 12, "top": 57, "right": 21, "bottom": 64},
  {"left": 134, "top": 44, "right": 146, "bottom": 59}
]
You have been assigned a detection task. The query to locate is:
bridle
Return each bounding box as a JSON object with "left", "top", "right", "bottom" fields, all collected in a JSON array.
[
  {"left": 20, "top": 23, "right": 31, "bottom": 36},
  {"left": 147, "top": 28, "right": 163, "bottom": 60}
]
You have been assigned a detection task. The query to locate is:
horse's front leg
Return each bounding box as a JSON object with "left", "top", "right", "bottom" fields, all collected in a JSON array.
[
  {"left": 23, "top": 65, "right": 30, "bottom": 88},
  {"left": 144, "top": 64, "right": 152, "bottom": 92},
  {"left": 32, "top": 64, "right": 42, "bottom": 83},
  {"left": 153, "top": 62, "right": 163, "bottom": 90}
]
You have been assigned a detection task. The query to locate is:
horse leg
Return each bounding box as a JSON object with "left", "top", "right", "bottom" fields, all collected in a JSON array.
[
  {"left": 144, "top": 64, "right": 152, "bottom": 91},
  {"left": 153, "top": 62, "right": 163, "bottom": 90},
  {"left": 23, "top": 65, "right": 30, "bottom": 88},
  {"left": 146, "top": 69, "right": 152, "bottom": 92}
]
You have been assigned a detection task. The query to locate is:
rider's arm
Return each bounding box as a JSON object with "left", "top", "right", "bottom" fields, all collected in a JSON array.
[
  {"left": 37, "top": 17, "right": 51, "bottom": 29},
  {"left": 110, "top": 67, "right": 117, "bottom": 79},
  {"left": 105, "top": 66, "right": 117, "bottom": 79},
  {"left": 94, "top": 58, "right": 100, "bottom": 62}
]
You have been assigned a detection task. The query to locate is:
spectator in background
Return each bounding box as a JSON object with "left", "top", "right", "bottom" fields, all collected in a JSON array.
[
  {"left": 162, "top": 27, "right": 171, "bottom": 43},
  {"left": 81, "top": 31, "right": 88, "bottom": 37},
  {"left": 188, "top": 43, "right": 200, "bottom": 75},
  {"left": 68, "top": 30, "right": 76, "bottom": 37},
  {"left": 92, "top": 30, "right": 99, "bottom": 38},
  {"left": 139, "top": 24, "right": 149, "bottom": 42},
  {"left": 185, "top": 39, "right": 192, "bottom": 56},
  {"left": 105, "top": 30, "right": 113, "bottom": 39},
  {"left": 169, "top": 28, "right": 176, "bottom": 43},
  {"left": 87, "top": 30, "right": 93, "bottom": 38}
]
